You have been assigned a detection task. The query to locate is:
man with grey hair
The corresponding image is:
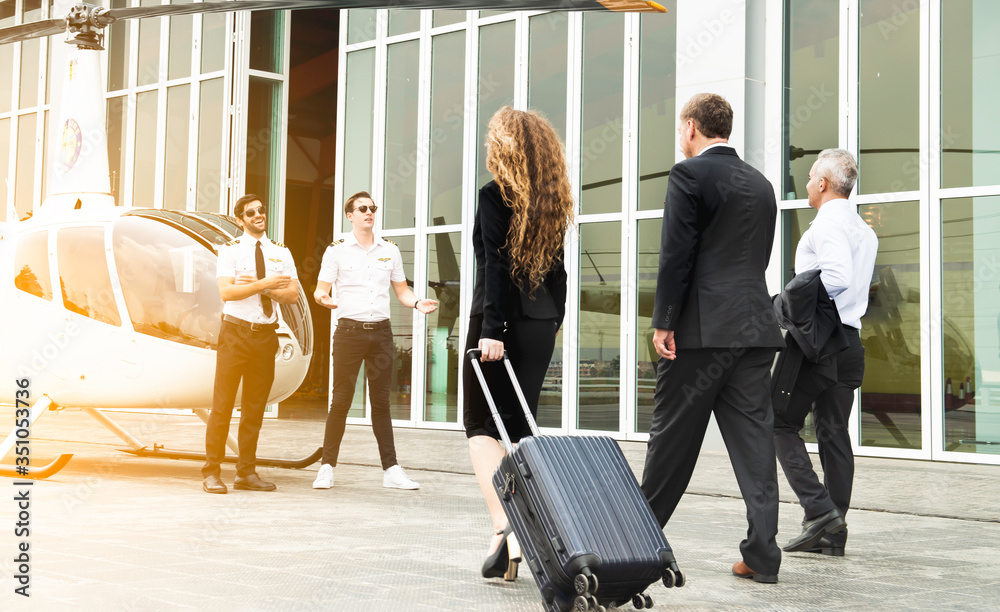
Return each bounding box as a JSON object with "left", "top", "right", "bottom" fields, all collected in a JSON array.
[{"left": 774, "top": 148, "right": 878, "bottom": 556}]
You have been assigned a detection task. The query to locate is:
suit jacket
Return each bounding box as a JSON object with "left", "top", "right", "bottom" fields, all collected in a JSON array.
[
  {"left": 470, "top": 180, "right": 568, "bottom": 340},
  {"left": 652, "top": 146, "right": 785, "bottom": 349}
]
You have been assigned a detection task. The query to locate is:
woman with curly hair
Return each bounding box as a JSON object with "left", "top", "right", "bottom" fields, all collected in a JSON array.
[{"left": 464, "top": 106, "right": 574, "bottom": 581}]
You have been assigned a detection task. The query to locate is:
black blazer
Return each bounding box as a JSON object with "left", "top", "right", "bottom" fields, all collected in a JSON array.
[
  {"left": 470, "top": 181, "right": 567, "bottom": 340},
  {"left": 652, "top": 146, "right": 785, "bottom": 349}
]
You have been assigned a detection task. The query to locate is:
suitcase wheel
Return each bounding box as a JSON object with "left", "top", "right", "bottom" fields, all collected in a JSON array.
[
  {"left": 662, "top": 567, "right": 686, "bottom": 589},
  {"left": 631, "top": 593, "right": 654, "bottom": 609},
  {"left": 573, "top": 572, "right": 598, "bottom": 595},
  {"left": 574, "top": 594, "right": 602, "bottom": 611}
]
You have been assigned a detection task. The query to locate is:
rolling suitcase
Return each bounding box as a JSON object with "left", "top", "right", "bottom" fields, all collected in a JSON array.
[{"left": 467, "top": 349, "right": 684, "bottom": 612}]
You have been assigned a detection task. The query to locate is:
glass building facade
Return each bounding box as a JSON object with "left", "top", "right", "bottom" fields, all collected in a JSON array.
[{"left": 2, "top": 1, "right": 998, "bottom": 465}]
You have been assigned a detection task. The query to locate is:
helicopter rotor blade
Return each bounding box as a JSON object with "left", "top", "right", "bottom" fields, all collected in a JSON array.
[{"left": 0, "top": 18, "right": 65, "bottom": 46}]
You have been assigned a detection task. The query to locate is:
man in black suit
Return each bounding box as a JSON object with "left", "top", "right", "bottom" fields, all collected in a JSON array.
[{"left": 641, "top": 93, "right": 786, "bottom": 583}]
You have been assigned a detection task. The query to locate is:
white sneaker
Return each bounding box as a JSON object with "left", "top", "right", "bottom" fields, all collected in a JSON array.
[
  {"left": 382, "top": 465, "right": 419, "bottom": 490},
  {"left": 312, "top": 463, "right": 334, "bottom": 489}
]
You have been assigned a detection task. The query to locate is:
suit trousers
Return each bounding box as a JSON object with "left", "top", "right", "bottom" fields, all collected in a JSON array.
[
  {"left": 321, "top": 324, "right": 397, "bottom": 469},
  {"left": 641, "top": 346, "right": 781, "bottom": 575},
  {"left": 203, "top": 321, "right": 278, "bottom": 478},
  {"left": 774, "top": 327, "right": 865, "bottom": 545}
]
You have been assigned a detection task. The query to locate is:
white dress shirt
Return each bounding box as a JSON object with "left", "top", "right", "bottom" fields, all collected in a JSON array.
[
  {"left": 794, "top": 199, "right": 879, "bottom": 329},
  {"left": 216, "top": 235, "right": 298, "bottom": 324},
  {"left": 318, "top": 232, "right": 406, "bottom": 322}
]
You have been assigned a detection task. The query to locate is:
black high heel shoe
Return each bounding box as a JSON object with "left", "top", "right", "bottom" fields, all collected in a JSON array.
[{"left": 482, "top": 526, "right": 511, "bottom": 578}]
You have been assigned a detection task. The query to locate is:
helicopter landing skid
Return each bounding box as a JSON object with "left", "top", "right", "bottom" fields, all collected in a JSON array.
[
  {"left": 0, "top": 454, "right": 75, "bottom": 480},
  {"left": 0, "top": 395, "right": 74, "bottom": 480},
  {"left": 118, "top": 445, "right": 323, "bottom": 469}
]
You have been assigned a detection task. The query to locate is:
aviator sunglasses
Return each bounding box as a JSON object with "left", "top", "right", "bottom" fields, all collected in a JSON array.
[
  {"left": 351, "top": 205, "right": 378, "bottom": 214},
  {"left": 243, "top": 206, "right": 266, "bottom": 218}
]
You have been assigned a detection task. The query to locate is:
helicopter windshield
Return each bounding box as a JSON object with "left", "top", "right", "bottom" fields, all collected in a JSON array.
[{"left": 113, "top": 215, "right": 223, "bottom": 349}]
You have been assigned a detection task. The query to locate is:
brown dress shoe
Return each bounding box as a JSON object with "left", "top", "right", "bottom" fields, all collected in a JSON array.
[
  {"left": 234, "top": 473, "right": 276, "bottom": 491},
  {"left": 732, "top": 560, "right": 778, "bottom": 584},
  {"left": 203, "top": 474, "right": 228, "bottom": 494}
]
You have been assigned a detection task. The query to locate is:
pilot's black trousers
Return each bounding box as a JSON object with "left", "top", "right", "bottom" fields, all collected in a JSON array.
[
  {"left": 321, "top": 323, "right": 397, "bottom": 470},
  {"left": 773, "top": 327, "right": 865, "bottom": 546},
  {"left": 203, "top": 321, "right": 277, "bottom": 478}
]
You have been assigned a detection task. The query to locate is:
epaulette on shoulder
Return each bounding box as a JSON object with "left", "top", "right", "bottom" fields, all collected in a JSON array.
[
  {"left": 272, "top": 241, "right": 286, "bottom": 248},
  {"left": 225, "top": 239, "right": 239, "bottom": 246},
  {"left": 384, "top": 239, "right": 397, "bottom": 246},
  {"left": 329, "top": 239, "right": 345, "bottom": 247}
]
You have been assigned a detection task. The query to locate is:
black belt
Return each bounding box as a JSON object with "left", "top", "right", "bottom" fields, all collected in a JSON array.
[
  {"left": 338, "top": 318, "right": 391, "bottom": 330},
  {"left": 223, "top": 314, "right": 278, "bottom": 332}
]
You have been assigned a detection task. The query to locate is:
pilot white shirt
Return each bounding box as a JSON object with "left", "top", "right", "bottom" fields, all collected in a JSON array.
[
  {"left": 318, "top": 232, "right": 405, "bottom": 322},
  {"left": 794, "top": 198, "right": 879, "bottom": 329},
  {"left": 216, "top": 235, "right": 298, "bottom": 324}
]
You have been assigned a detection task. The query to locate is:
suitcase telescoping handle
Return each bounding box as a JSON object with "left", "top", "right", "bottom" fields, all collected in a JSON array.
[{"left": 466, "top": 349, "right": 542, "bottom": 454}]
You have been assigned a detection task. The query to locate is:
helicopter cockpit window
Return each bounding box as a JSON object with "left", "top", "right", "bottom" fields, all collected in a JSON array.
[
  {"left": 14, "top": 231, "right": 52, "bottom": 301},
  {"left": 113, "top": 215, "right": 223, "bottom": 349},
  {"left": 57, "top": 227, "right": 122, "bottom": 327}
]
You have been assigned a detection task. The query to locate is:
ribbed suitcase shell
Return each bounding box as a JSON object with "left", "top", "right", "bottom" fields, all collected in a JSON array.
[{"left": 493, "top": 435, "right": 677, "bottom": 611}]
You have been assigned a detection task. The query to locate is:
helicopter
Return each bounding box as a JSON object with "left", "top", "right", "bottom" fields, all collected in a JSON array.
[{"left": 0, "top": 0, "right": 667, "bottom": 480}]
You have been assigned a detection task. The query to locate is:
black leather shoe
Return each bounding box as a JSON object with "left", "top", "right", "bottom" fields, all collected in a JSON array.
[
  {"left": 783, "top": 508, "right": 847, "bottom": 552},
  {"left": 233, "top": 473, "right": 277, "bottom": 491},
  {"left": 482, "top": 526, "right": 511, "bottom": 578},
  {"left": 203, "top": 475, "right": 227, "bottom": 494},
  {"left": 803, "top": 535, "right": 845, "bottom": 557}
]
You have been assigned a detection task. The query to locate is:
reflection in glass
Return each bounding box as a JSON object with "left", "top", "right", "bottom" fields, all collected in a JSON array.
[
  {"left": 343, "top": 50, "right": 376, "bottom": 202},
  {"left": 782, "top": 0, "right": 839, "bottom": 200},
  {"left": 477, "top": 22, "right": 515, "bottom": 189},
  {"left": 18, "top": 0, "right": 41, "bottom": 108},
  {"left": 858, "top": 201, "right": 921, "bottom": 449},
  {"left": 137, "top": 0, "right": 161, "bottom": 86},
  {"left": 781, "top": 208, "right": 817, "bottom": 286},
  {"left": 106, "top": 0, "right": 130, "bottom": 92},
  {"left": 197, "top": 78, "right": 224, "bottom": 212},
  {"left": 0, "top": 118, "right": 8, "bottom": 216},
  {"left": 14, "top": 231, "right": 51, "bottom": 301},
  {"left": 246, "top": 77, "right": 281, "bottom": 230},
  {"left": 425, "top": 231, "right": 462, "bottom": 423},
  {"left": 636, "top": 219, "right": 661, "bottom": 432},
  {"left": 581, "top": 14, "right": 624, "bottom": 215},
  {"left": 538, "top": 327, "right": 564, "bottom": 429},
  {"left": 347, "top": 9, "right": 378, "bottom": 45},
  {"left": 942, "top": 197, "right": 1000, "bottom": 455},
  {"left": 578, "top": 222, "right": 621, "bottom": 431},
  {"left": 0, "top": 3, "right": 13, "bottom": 113},
  {"left": 384, "top": 41, "right": 419, "bottom": 229},
  {"left": 15, "top": 114, "right": 35, "bottom": 218},
  {"left": 942, "top": 1, "right": 1000, "bottom": 188},
  {"left": 106, "top": 97, "right": 127, "bottom": 201},
  {"left": 134, "top": 91, "right": 158, "bottom": 206},
  {"left": 201, "top": 12, "right": 227, "bottom": 74},
  {"left": 113, "top": 216, "right": 223, "bottom": 348},
  {"left": 388, "top": 11, "right": 421, "bottom": 37},
  {"left": 390, "top": 236, "right": 416, "bottom": 420},
  {"left": 638, "top": 9, "right": 677, "bottom": 211},
  {"left": 164, "top": 85, "right": 190, "bottom": 210},
  {"left": 250, "top": 10, "right": 283, "bottom": 74},
  {"left": 168, "top": 12, "right": 193, "bottom": 81},
  {"left": 528, "top": 13, "right": 568, "bottom": 141},
  {"left": 58, "top": 227, "right": 121, "bottom": 327},
  {"left": 428, "top": 32, "right": 466, "bottom": 226},
  {"left": 858, "top": 0, "right": 919, "bottom": 194},
  {"left": 433, "top": 10, "right": 466, "bottom": 28}
]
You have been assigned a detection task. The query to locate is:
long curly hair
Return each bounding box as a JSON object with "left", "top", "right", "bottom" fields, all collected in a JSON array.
[{"left": 486, "top": 107, "right": 575, "bottom": 296}]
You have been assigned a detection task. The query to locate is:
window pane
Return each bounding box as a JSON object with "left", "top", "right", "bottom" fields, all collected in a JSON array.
[
  {"left": 197, "top": 78, "right": 224, "bottom": 212},
  {"left": 134, "top": 91, "right": 158, "bottom": 206},
  {"left": 343, "top": 49, "right": 376, "bottom": 203},
  {"left": 537, "top": 328, "right": 564, "bottom": 429},
  {"left": 477, "top": 21, "right": 515, "bottom": 190},
  {"left": 18, "top": 0, "right": 41, "bottom": 109},
  {"left": 782, "top": 0, "right": 839, "bottom": 200},
  {"left": 578, "top": 221, "right": 621, "bottom": 431},
  {"left": 942, "top": 1, "right": 1000, "bottom": 188},
  {"left": 942, "top": 197, "right": 1000, "bottom": 455},
  {"left": 250, "top": 10, "right": 283, "bottom": 74},
  {"left": 858, "top": 0, "right": 919, "bottom": 194},
  {"left": 638, "top": 9, "right": 676, "bottom": 211},
  {"left": 107, "top": 0, "right": 130, "bottom": 92},
  {"left": 168, "top": 11, "right": 193, "bottom": 81},
  {"left": 384, "top": 41, "right": 419, "bottom": 229},
  {"left": 245, "top": 77, "right": 281, "bottom": 229},
  {"left": 636, "top": 218, "right": 661, "bottom": 432},
  {"left": 781, "top": 208, "right": 818, "bottom": 286},
  {"left": 390, "top": 235, "right": 416, "bottom": 420},
  {"left": 580, "top": 14, "right": 624, "bottom": 215},
  {"left": 433, "top": 10, "right": 465, "bottom": 28},
  {"left": 201, "top": 12, "right": 227, "bottom": 73},
  {"left": 347, "top": 9, "right": 377, "bottom": 45},
  {"left": 528, "top": 13, "right": 568, "bottom": 142},
  {"left": 859, "top": 201, "right": 921, "bottom": 449},
  {"left": 164, "top": 85, "right": 190, "bottom": 210},
  {"left": 15, "top": 113, "right": 35, "bottom": 218},
  {"left": 428, "top": 31, "right": 466, "bottom": 226},
  {"left": 480, "top": 11, "right": 507, "bottom": 19},
  {"left": 0, "top": 3, "right": 13, "bottom": 113},
  {"left": 388, "top": 10, "right": 420, "bottom": 37},
  {"left": 14, "top": 231, "right": 51, "bottom": 300},
  {"left": 58, "top": 227, "right": 121, "bottom": 327},
  {"left": 137, "top": 0, "right": 161, "bottom": 86},
  {"left": 425, "top": 231, "right": 461, "bottom": 423}
]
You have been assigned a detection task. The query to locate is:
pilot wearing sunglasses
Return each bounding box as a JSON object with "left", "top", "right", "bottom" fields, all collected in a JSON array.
[{"left": 312, "top": 191, "right": 438, "bottom": 492}]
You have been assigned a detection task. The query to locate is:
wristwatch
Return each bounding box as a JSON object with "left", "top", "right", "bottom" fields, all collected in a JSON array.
[{"left": 413, "top": 298, "right": 422, "bottom": 310}]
